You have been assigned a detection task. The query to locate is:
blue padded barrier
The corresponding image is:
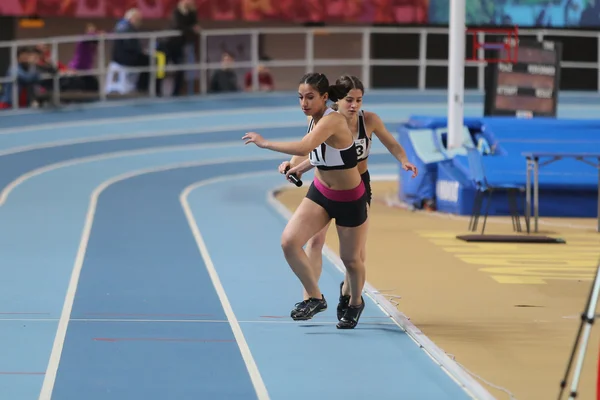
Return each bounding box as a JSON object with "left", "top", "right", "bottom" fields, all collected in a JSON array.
[{"left": 397, "top": 116, "right": 599, "bottom": 217}]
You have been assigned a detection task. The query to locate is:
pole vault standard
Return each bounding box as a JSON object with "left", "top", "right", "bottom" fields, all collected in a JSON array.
[{"left": 447, "top": 0, "right": 466, "bottom": 150}]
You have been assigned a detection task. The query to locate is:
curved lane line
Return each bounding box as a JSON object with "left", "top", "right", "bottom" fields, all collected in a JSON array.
[
  {"left": 179, "top": 169, "right": 490, "bottom": 400},
  {"left": 0, "top": 140, "right": 290, "bottom": 206},
  {"left": 0, "top": 140, "right": 393, "bottom": 207},
  {"left": 0, "top": 122, "right": 304, "bottom": 158},
  {"left": 0, "top": 102, "right": 444, "bottom": 136},
  {"left": 37, "top": 155, "right": 287, "bottom": 400},
  {"left": 181, "top": 172, "right": 273, "bottom": 400},
  {"left": 266, "top": 185, "right": 495, "bottom": 400}
]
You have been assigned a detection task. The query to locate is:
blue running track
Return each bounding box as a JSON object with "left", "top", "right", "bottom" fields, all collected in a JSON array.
[{"left": 1, "top": 90, "right": 598, "bottom": 400}]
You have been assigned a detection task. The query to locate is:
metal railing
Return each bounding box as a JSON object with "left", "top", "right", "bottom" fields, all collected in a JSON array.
[{"left": 1, "top": 26, "right": 599, "bottom": 110}]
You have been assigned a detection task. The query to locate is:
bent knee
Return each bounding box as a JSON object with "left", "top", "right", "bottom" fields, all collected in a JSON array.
[
  {"left": 306, "top": 233, "right": 326, "bottom": 251},
  {"left": 340, "top": 256, "right": 363, "bottom": 271},
  {"left": 281, "top": 232, "right": 302, "bottom": 255}
]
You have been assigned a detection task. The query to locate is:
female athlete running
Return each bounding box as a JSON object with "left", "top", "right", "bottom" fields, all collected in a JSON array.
[
  {"left": 279, "top": 75, "right": 418, "bottom": 321},
  {"left": 243, "top": 72, "right": 368, "bottom": 329}
]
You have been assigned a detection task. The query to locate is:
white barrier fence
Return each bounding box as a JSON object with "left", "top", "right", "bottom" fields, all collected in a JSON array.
[{"left": 0, "top": 26, "right": 599, "bottom": 109}]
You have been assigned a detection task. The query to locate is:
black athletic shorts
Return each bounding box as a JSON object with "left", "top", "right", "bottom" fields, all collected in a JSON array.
[
  {"left": 361, "top": 170, "right": 371, "bottom": 206},
  {"left": 306, "top": 177, "right": 369, "bottom": 228}
]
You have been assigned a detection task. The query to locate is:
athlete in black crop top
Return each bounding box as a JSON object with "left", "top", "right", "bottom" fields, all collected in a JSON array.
[
  {"left": 243, "top": 72, "right": 369, "bottom": 329},
  {"left": 279, "top": 75, "right": 419, "bottom": 322}
]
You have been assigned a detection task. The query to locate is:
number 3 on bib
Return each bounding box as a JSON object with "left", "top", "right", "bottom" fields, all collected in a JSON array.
[{"left": 356, "top": 143, "right": 365, "bottom": 157}]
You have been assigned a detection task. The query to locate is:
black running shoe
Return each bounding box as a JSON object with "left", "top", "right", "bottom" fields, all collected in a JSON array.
[
  {"left": 337, "top": 281, "right": 350, "bottom": 321},
  {"left": 290, "top": 296, "right": 327, "bottom": 321},
  {"left": 290, "top": 299, "right": 308, "bottom": 319},
  {"left": 336, "top": 297, "right": 365, "bottom": 329}
]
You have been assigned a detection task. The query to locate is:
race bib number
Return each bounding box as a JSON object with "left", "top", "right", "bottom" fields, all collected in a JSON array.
[{"left": 355, "top": 139, "right": 367, "bottom": 158}]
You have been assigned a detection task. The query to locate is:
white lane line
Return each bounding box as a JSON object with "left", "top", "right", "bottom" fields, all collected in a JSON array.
[
  {"left": 37, "top": 155, "right": 286, "bottom": 400},
  {"left": 266, "top": 181, "right": 496, "bottom": 400},
  {"left": 0, "top": 106, "right": 299, "bottom": 135},
  {"left": 181, "top": 171, "right": 274, "bottom": 400},
  {"left": 0, "top": 116, "right": 409, "bottom": 158},
  {"left": 0, "top": 101, "right": 434, "bottom": 136},
  {"left": 0, "top": 317, "right": 396, "bottom": 325},
  {"left": 0, "top": 121, "right": 304, "bottom": 158},
  {"left": 0, "top": 140, "right": 392, "bottom": 208},
  {"left": 0, "top": 139, "right": 291, "bottom": 207},
  {"left": 3, "top": 98, "right": 599, "bottom": 136}
]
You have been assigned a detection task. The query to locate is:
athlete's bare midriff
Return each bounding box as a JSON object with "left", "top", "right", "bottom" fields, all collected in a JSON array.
[
  {"left": 315, "top": 168, "right": 362, "bottom": 191},
  {"left": 357, "top": 159, "right": 368, "bottom": 175}
]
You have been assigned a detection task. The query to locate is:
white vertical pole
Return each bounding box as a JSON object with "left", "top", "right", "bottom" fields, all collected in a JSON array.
[{"left": 447, "top": 0, "right": 466, "bottom": 149}]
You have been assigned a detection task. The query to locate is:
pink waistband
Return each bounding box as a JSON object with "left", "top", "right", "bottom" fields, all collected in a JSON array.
[{"left": 314, "top": 177, "right": 365, "bottom": 202}]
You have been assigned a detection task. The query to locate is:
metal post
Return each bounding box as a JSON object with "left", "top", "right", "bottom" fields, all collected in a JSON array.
[
  {"left": 447, "top": 0, "right": 466, "bottom": 149},
  {"left": 477, "top": 32, "right": 485, "bottom": 91},
  {"left": 534, "top": 157, "right": 539, "bottom": 233},
  {"left": 417, "top": 29, "right": 427, "bottom": 91},
  {"left": 98, "top": 34, "right": 106, "bottom": 102},
  {"left": 597, "top": 33, "right": 600, "bottom": 93},
  {"left": 10, "top": 43, "right": 18, "bottom": 110},
  {"left": 525, "top": 157, "right": 531, "bottom": 233},
  {"left": 597, "top": 157, "right": 600, "bottom": 232},
  {"left": 149, "top": 36, "right": 157, "bottom": 98},
  {"left": 199, "top": 31, "right": 207, "bottom": 95},
  {"left": 51, "top": 40, "right": 60, "bottom": 106},
  {"left": 361, "top": 29, "right": 371, "bottom": 90},
  {"left": 305, "top": 30, "right": 314, "bottom": 73},
  {"left": 251, "top": 30, "right": 259, "bottom": 92}
]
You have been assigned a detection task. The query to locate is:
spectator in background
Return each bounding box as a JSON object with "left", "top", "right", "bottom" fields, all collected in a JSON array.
[
  {"left": 0, "top": 47, "right": 42, "bottom": 109},
  {"left": 244, "top": 58, "right": 274, "bottom": 92},
  {"left": 68, "top": 23, "right": 101, "bottom": 91},
  {"left": 35, "top": 42, "right": 74, "bottom": 93},
  {"left": 30, "top": 43, "right": 79, "bottom": 101},
  {"left": 162, "top": 0, "right": 200, "bottom": 96},
  {"left": 36, "top": 43, "right": 70, "bottom": 74},
  {"left": 209, "top": 51, "right": 240, "bottom": 93},
  {"left": 111, "top": 8, "right": 152, "bottom": 92}
]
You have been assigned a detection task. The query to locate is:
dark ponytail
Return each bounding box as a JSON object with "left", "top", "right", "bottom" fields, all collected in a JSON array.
[
  {"left": 327, "top": 84, "right": 349, "bottom": 102},
  {"left": 298, "top": 72, "right": 355, "bottom": 104},
  {"left": 299, "top": 72, "right": 330, "bottom": 96},
  {"left": 335, "top": 75, "right": 365, "bottom": 95}
]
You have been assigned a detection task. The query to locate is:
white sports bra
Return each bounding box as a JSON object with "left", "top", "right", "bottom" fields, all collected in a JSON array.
[{"left": 308, "top": 108, "right": 358, "bottom": 171}]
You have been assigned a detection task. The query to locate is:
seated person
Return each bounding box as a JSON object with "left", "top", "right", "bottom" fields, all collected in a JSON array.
[
  {"left": 0, "top": 47, "right": 42, "bottom": 109},
  {"left": 209, "top": 51, "right": 240, "bottom": 93},
  {"left": 68, "top": 23, "right": 102, "bottom": 92},
  {"left": 111, "top": 8, "right": 152, "bottom": 92},
  {"left": 244, "top": 58, "right": 274, "bottom": 92},
  {"left": 35, "top": 43, "right": 73, "bottom": 93}
]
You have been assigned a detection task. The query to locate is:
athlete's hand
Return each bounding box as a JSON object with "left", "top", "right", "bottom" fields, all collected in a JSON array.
[
  {"left": 278, "top": 161, "right": 291, "bottom": 174},
  {"left": 242, "top": 132, "right": 268, "bottom": 148},
  {"left": 402, "top": 161, "right": 418, "bottom": 178},
  {"left": 285, "top": 164, "right": 303, "bottom": 181}
]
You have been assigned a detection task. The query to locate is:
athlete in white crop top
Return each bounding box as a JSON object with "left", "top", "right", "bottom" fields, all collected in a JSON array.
[
  {"left": 243, "top": 72, "right": 369, "bottom": 329},
  {"left": 279, "top": 75, "right": 418, "bottom": 321},
  {"left": 307, "top": 108, "right": 359, "bottom": 171}
]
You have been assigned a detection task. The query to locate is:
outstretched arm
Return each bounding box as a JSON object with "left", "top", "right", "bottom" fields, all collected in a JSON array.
[
  {"left": 287, "top": 117, "right": 313, "bottom": 165},
  {"left": 370, "top": 112, "right": 418, "bottom": 178},
  {"left": 243, "top": 114, "right": 339, "bottom": 156}
]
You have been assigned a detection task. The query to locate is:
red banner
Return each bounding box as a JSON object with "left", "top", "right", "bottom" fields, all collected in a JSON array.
[{"left": 0, "top": 0, "right": 428, "bottom": 24}]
